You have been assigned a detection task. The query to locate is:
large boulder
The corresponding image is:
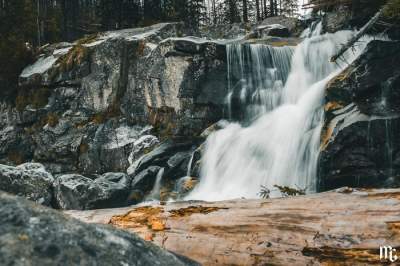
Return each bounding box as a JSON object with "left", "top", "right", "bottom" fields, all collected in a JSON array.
[
  {"left": 255, "top": 24, "right": 290, "bottom": 38},
  {"left": 54, "top": 172, "right": 130, "bottom": 210},
  {"left": 131, "top": 139, "right": 198, "bottom": 175},
  {"left": 0, "top": 191, "right": 198, "bottom": 266},
  {"left": 0, "top": 163, "right": 53, "bottom": 206},
  {"left": 319, "top": 40, "right": 400, "bottom": 190},
  {"left": 130, "top": 166, "right": 163, "bottom": 197},
  {"left": 128, "top": 138, "right": 201, "bottom": 201}
]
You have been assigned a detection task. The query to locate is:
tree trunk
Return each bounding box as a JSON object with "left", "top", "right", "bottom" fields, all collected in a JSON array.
[
  {"left": 269, "top": 0, "right": 274, "bottom": 16},
  {"left": 66, "top": 188, "right": 400, "bottom": 265},
  {"left": 36, "top": 0, "right": 41, "bottom": 46},
  {"left": 255, "top": 0, "right": 260, "bottom": 21},
  {"left": 61, "top": 0, "right": 68, "bottom": 40},
  {"left": 331, "top": 8, "right": 383, "bottom": 62},
  {"left": 212, "top": 0, "right": 216, "bottom": 24},
  {"left": 242, "top": 0, "right": 248, "bottom": 22},
  {"left": 263, "top": 0, "right": 267, "bottom": 18},
  {"left": 228, "top": 0, "right": 236, "bottom": 24}
]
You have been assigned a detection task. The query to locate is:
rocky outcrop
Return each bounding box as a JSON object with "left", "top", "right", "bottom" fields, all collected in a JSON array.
[
  {"left": 54, "top": 172, "right": 130, "bottom": 210},
  {"left": 0, "top": 191, "right": 198, "bottom": 266},
  {"left": 0, "top": 23, "right": 230, "bottom": 176},
  {"left": 66, "top": 188, "right": 400, "bottom": 265},
  {"left": 0, "top": 163, "right": 53, "bottom": 206},
  {"left": 319, "top": 40, "right": 400, "bottom": 190},
  {"left": 128, "top": 138, "right": 201, "bottom": 202},
  {"left": 255, "top": 24, "right": 290, "bottom": 38}
]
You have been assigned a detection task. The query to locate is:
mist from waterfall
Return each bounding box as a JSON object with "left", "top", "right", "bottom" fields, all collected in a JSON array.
[{"left": 187, "top": 28, "right": 375, "bottom": 201}]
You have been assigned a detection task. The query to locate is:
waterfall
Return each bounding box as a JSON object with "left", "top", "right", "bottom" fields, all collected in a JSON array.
[
  {"left": 226, "top": 44, "right": 294, "bottom": 120},
  {"left": 147, "top": 167, "right": 164, "bottom": 200},
  {"left": 187, "top": 29, "right": 374, "bottom": 201}
]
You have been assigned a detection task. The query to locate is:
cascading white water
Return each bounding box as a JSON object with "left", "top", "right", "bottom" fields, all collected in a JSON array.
[
  {"left": 147, "top": 167, "right": 164, "bottom": 200},
  {"left": 226, "top": 44, "right": 294, "bottom": 119},
  {"left": 187, "top": 28, "right": 375, "bottom": 201}
]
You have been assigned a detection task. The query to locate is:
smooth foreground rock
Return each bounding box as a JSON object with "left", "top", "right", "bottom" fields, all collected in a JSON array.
[
  {"left": 54, "top": 173, "right": 130, "bottom": 210},
  {"left": 0, "top": 191, "right": 197, "bottom": 266},
  {"left": 66, "top": 188, "right": 400, "bottom": 265},
  {"left": 0, "top": 163, "right": 53, "bottom": 206},
  {"left": 320, "top": 40, "right": 400, "bottom": 190}
]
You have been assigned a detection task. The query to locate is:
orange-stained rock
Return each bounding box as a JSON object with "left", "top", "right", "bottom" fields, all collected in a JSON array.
[{"left": 65, "top": 188, "right": 400, "bottom": 265}]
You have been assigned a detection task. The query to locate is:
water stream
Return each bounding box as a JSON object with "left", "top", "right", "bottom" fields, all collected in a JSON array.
[{"left": 187, "top": 28, "right": 374, "bottom": 201}]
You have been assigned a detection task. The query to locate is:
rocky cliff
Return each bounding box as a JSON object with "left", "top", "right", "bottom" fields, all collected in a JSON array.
[
  {"left": 1, "top": 23, "right": 229, "bottom": 176},
  {"left": 319, "top": 40, "right": 400, "bottom": 190}
]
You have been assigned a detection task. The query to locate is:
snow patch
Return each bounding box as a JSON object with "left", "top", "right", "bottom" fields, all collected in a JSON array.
[
  {"left": 20, "top": 55, "right": 58, "bottom": 78},
  {"left": 53, "top": 47, "right": 72, "bottom": 56}
]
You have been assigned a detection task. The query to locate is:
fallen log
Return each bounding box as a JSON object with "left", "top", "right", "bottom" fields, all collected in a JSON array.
[
  {"left": 331, "top": 8, "right": 383, "bottom": 62},
  {"left": 65, "top": 188, "right": 400, "bottom": 265}
]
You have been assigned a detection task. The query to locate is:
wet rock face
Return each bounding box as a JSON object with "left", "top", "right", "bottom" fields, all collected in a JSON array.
[
  {"left": 128, "top": 138, "right": 201, "bottom": 202},
  {"left": 319, "top": 40, "right": 400, "bottom": 191},
  {"left": 0, "top": 163, "right": 53, "bottom": 206},
  {"left": 0, "top": 191, "right": 198, "bottom": 266},
  {"left": 54, "top": 173, "right": 130, "bottom": 210},
  {"left": 0, "top": 23, "right": 230, "bottom": 175}
]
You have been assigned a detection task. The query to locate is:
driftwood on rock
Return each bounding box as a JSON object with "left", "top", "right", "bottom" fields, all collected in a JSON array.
[
  {"left": 65, "top": 188, "right": 400, "bottom": 265},
  {"left": 331, "top": 9, "right": 383, "bottom": 62}
]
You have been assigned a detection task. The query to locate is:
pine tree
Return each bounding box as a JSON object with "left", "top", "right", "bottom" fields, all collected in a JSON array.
[
  {"left": 185, "top": 0, "right": 206, "bottom": 29},
  {"left": 243, "top": 0, "right": 248, "bottom": 22},
  {"left": 0, "top": 0, "right": 36, "bottom": 99}
]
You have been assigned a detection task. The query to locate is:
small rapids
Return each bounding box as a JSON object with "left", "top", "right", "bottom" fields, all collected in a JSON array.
[{"left": 187, "top": 27, "right": 374, "bottom": 201}]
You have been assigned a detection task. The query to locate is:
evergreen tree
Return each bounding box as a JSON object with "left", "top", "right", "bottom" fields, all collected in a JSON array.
[
  {"left": 0, "top": 0, "right": 35, "bottom": 99},
  {"left": 185, "top": 0, "right": 206, "bottom": 29}
]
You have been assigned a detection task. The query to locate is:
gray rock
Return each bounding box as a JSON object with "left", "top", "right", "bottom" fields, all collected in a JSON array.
[
  {"left": 200, "top": 120, "right": 228, "bottom": 139},
  {"left": 0, "top": 163, "right": 53, "bottom": 206},
  {"left": 319, "top": 41, "right": 400, "bottom": 190},
  {"left": 130, "top": 166, "right": 162, "bottom": 193},
  {"left": 2, "top": 22, "right": 236, "bottom": 177},
  {"left": 165, "top": 151, "right": 193, "bottom": 179},
  {"left": 256, "top": 24, "right": 290, "bottom": 37},
  {"left": 187, "top": 144, "right": 204, "bottom": 178},
  {"left": 0, "top": 191, "right": 198, "bottom": 266},
  {"left": 132, "top": 139, "right": 197, "bottom": 175},
  {"left": 259, "top": 16, "right": 300, "bottom": 35},
  {"left": 54, "top": 173, "right": 130, "bottom": 210},
  {"left": 99, "top": 172, "right": 130, "bottom": 187},
  {"left": 128, "top": 134, "right": 160, "bottom": 169}
]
